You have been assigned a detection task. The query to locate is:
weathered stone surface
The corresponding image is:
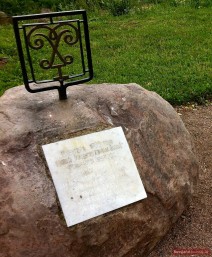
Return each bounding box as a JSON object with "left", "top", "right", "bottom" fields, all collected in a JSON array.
[{"left": 0, "top": 84, "right": 198, "bottom": 257}]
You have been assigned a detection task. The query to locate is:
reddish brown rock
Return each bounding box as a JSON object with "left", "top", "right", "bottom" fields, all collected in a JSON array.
[{"left": 0, "top": 84, "right": 198, "bottom": 257}]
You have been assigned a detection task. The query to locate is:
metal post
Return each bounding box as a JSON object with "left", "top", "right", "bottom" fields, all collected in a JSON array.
[{"left": 58, "top": 87, "right": 67, "bottom": 100}]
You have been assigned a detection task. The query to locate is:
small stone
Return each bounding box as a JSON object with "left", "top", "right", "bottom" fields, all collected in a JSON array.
[{"left": 0, "top": 12, "right": 12, "bottom": 25}]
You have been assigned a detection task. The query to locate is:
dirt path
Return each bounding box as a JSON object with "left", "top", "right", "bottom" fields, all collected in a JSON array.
[{"left": 148, "top": 102, "right": 212, "bottom": 257}]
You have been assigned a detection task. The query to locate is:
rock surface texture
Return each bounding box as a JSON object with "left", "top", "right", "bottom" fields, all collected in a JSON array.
[{"left": 0, "top": 84, "right": 198, "bottom": 257}]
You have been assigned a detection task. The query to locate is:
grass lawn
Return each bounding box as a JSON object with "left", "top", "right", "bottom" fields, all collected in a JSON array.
[{"left": 0, "top": 5, "right": 211, "bottom": 104}]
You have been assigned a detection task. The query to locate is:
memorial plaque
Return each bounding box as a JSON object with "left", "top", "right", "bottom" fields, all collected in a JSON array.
[{"left": 42, "top": 127, "right": 147, "bottom": 227}]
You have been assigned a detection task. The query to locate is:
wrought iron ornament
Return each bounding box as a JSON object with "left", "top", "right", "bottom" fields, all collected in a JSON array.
[
  {"left": 13, "top": 11, "right": 93, "bottom": 100},
  {"left": 27, "top": 23, "right": 79, "bottom": 74}
]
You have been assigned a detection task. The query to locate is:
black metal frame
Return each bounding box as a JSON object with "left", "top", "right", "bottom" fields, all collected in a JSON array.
[{"left": 13, "top": 10, "right": 93, "bottom": 100}]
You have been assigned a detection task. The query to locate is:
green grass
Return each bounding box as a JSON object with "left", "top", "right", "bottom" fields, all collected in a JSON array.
[{"left": 0, "top": 5, "right": 211, "bottom": 104}]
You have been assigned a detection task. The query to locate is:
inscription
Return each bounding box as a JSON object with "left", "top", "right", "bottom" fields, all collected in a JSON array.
[
  {"left": 55, "top": 141, "right": 122, "bottom": 169},
  {"left": 42, "top": 127, "right": 147, "bottom": 227}
]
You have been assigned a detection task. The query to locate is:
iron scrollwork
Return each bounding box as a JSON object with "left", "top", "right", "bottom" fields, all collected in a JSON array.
[
  {"left": 27, "top": 22, "right": 80, "bottom": 81},
  {"left": 13, "top": 11, "right": 93, "bottom": 100}
]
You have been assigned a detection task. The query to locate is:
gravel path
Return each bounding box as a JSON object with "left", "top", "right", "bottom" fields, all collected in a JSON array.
[{"left": 148, "top": 102, "right": 212, "bottom": 257}]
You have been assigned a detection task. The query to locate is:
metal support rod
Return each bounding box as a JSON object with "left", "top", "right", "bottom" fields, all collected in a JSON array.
[{"left": 58, "top": 87, "right": 67, "bottom": 100}]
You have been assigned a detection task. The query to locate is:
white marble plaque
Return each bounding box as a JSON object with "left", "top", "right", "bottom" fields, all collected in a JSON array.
[{"left": 42, "top": 127, "right": 147, "bottom": 227}]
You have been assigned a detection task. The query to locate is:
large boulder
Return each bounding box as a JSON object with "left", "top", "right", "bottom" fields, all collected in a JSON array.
[{"left": 0, "top": 83, "right": 198, "bottom": 257}]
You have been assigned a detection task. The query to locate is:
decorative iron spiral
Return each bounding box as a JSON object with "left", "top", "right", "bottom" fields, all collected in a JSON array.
[{"left": 27, "top": 22, "right": 79, "bottom": 70}]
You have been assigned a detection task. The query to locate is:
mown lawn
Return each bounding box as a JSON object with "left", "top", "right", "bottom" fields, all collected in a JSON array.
[{"left": 0, "top": 5, "right": 211, "bottom": 104}]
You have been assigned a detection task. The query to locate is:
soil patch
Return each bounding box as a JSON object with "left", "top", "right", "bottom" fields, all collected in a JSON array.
[{"left": 0, "top": 57, "right": 8, "bottom": 68}]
